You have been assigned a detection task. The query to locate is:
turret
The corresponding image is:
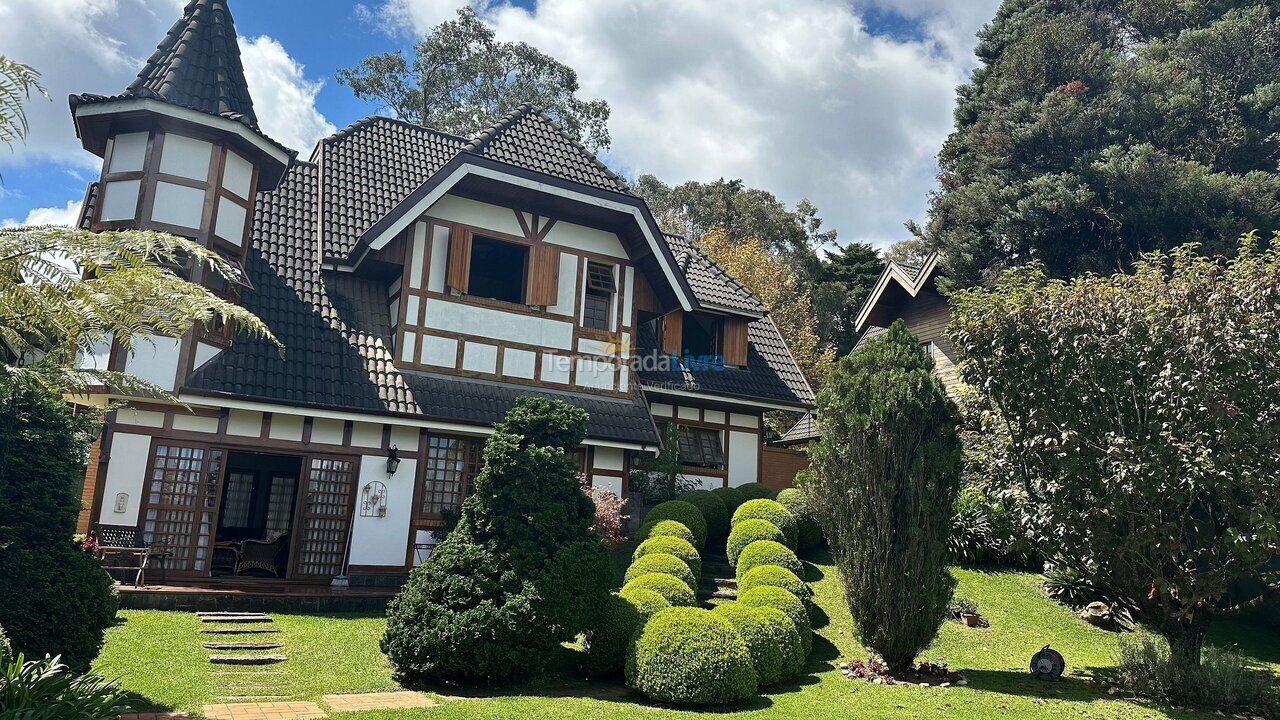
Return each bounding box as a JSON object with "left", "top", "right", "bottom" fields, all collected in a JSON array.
[{"left": 67, "top": 0, "right": 294, "bottom": 392}]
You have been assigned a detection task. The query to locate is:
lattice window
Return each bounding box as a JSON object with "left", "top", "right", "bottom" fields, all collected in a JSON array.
[
  {"left": 583, "top": 261, "right": 615, "bottom": 330},
  {"left": 264, "top": 474, "right": 297, "bottom": 536},
  {"left": 292, "top": 458, "right": 355, "bottom": 578},
  {"left": 419, "top": 435, "right": 483, "bottom": 518},
  {"left": 141, "top": 443, "right": 224, "bottom": 572},
  {"left": 676, "top": 425, "right": 725, "bottom": 470}
]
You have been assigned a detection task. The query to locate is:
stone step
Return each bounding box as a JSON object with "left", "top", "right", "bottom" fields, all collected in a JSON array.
[
  {"left": 711, "top": 589, "right": 738, "bottom": 600},
  {"left": 715, "top": 578, "right": 737, "bottom": 588},
  {"left": 203, "top": 642, "right": 283, "bottom": 651},
  {"left": 209, "top": 655, "right": 287, "bottom": 666},
  {"left": 202, "top": 627, "right": 280, "bottom": 635},
  {"left": 201, "top": 616, "right": 274, "bottom": 624}
]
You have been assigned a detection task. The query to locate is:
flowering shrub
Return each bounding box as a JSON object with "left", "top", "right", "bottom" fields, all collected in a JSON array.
[{"left": 584, "top": 483, "right": 628, "bottom": 548}]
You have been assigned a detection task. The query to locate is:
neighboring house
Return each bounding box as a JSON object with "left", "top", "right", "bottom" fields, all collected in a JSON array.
[
  {"left": 853, "top": 252, "right": 962, "bottom": 391},
  {"left": 67, "top": 0, "right": 813, "bottom": 586}
]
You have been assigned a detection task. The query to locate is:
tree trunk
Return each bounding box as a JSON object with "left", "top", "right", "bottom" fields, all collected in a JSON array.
[{"left": 1164, "top": 623, "right": 1206, "bottom": 675}]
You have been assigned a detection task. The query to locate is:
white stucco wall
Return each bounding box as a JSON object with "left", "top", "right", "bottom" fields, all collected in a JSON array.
[
  {"left": 728, "top": 431, "right": 760, "bottom": 487},
  {"left": 423, "top": 298, "right": 574, "bottom": 349},
  {"left": 124, "top": 335, "right": 182, "bottom": 391},
  {"left": 347, "top": 456, "right": 417, "bottom": 567},
  {"left": 98, "top": 432, "right": 152, "bottom": 526}
]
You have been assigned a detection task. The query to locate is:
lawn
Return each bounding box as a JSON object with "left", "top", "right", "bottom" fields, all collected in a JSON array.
[{"left": 94, "top": 551, "right": 1280, "bottom": 719}]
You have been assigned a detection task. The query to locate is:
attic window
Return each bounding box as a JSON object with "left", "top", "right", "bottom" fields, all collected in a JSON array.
[
  {"left": 583, "top": 261, "right": 616, "bottom": 330},
  {"left": 681, "top": 312, "right": 723, "bottom": 359},
  {"left": 468, "top": 235, "right": 528, "bottom": 304},
  {"left": 675, "top": 425, "right": 724, "bottom": 470}
]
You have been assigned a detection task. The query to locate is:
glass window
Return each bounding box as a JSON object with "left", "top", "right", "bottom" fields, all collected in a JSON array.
[
  {"left": 674, "top": 425, "right": 724, "bottom": 469},
  {"left": 583, "top": 261, "right": 615, "bottom": 330},
  {"left": 682, "top": 312, "right": 724, "bottom": 360},
  {"left": 419, "top": 435, "right": 484, "bottom": 517},
  {"left": 468, "top": 235, "right": 528, "bottom": 304}
]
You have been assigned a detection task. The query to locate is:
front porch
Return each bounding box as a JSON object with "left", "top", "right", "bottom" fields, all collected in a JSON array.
[{"left": 114, "top": 578, "right": 397, "bottom": 613}]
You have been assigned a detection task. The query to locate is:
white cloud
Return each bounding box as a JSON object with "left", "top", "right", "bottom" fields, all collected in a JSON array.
[
  {"left": 239, "top": 36, "right": 338, "bottom": 154},
  {"left": 379, "top": 0, "right": 1001, "bottom": 248},
  {"left": 2, "top": 198, "right": 83, "bottom": 228}
]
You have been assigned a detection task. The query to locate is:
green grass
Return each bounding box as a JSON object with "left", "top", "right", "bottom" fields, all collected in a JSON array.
[{"left": 93, "top": 552, "right": 1280, "bottom": 719}]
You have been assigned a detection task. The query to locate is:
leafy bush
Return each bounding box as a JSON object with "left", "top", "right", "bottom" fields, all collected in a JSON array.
[
  {"left": 635, "top": 519, "right": 697, "bottom": 547},
  {"left": 643, "top": 501, "right": 707, "bottom": 549},
  {"left": 776, "top": 488, "right": 822, "bottom": 552},
  {"left": 0, "top": 655, "right": 131, "bottom": 719},
  {"left": 677, "top": 490, "right": 730, "bottom": 542},
  {"left": 712, "top": 486, "right": 746, "bottom": 515},
  {"left": 1043, "top": 566, "right": 1103, "bottom": 608},
  {"left": 0, "top": 381, "right": 116, "bottom": 672},
  {"left": 712, "top": 604, "right": 790, "bottom": 687},
  {"left": 618, "top": 588, "right": 671, "bottom": 621},
  {"left": 731, "top": 499, "right": 797, "bottom": 548},
  {"left": 727, "top": 520, "right": 785, "bottom": 567},
  {"left": 625, "top": 553, "right": 697, "bottom": 591},
  {"left": 0, "top": 625, "right": 9, "bottom": 667},
  {"left": 383, "top": 398, "right": 612, "bottom": 684},
  {"left": 737, "top": 483, "right": 776, "bottom": 501},
  {"left": 582, "top": 593, "right": 646, "bottom": 678},
  {"left": 736, "top": 540, "right": 804, "bottom": 583},
  {"left": 621, "top": 573, "right": 696, "bottom": 608},
  {"left": 738, "top": 586, "right": 812, "bottom": 656},
  {"left": 805, "top": 321, "right": 961, "bottom": 673},
  {"left": 737, "top": 565, "right": 811, "bottom": 601},
  {"left": 585, "top": 484, "right": 628, "bottom": 548},
  {"left": 1112, "top": 635, "right": 1280, "bottom": 715},
  {"left": 625, "top": 607, "right": 758, "bottom": 705},
  {"left": 633, "top": 536, "right": 701, "bottom": 580}
]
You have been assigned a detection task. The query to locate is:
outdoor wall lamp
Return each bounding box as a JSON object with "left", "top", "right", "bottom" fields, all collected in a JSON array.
[{"left": 386, "top": 446, "right": 401, "bottom": 476}]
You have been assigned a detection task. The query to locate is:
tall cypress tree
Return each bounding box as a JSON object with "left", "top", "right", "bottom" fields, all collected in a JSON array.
[{"left": 916, "top": 0, "right": 1280, "bottom": 289}]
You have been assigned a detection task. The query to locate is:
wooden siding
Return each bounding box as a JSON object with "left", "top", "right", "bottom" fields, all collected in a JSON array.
[{"left": 897, "top": 288, "right": 962, "bottom": 392}]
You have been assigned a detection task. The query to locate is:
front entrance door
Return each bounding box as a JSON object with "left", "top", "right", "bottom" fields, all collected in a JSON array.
[
  {"left": 139, "top": 443, "right": 227, "bottom": 574},
  {"left": 214, "top": 452, "right": 303, "bottom": 578}
]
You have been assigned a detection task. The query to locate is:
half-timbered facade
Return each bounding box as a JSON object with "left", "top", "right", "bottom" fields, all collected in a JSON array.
[{"left": 67, "top": 0, "right": 814, "bottom": 587}]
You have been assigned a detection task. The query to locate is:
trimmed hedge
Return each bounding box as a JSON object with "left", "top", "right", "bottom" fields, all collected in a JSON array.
[
  {"left": 619, "top": 588, "right": 672, "bottom": 621},
  {"left": 626, "top": 607, "right": 758, "bottom": 705},
  {"left": 644, "top": 501, "right": 708, "bottom": 549},
  {"left": 777, "top": 488, "right": 823, "bottom": 551},
  {"left": 737, "top": 483, "right": 777, "bottom": 501},
  {"left": 727, "top": 519, "right": 785, "bottom": 567},
  {"left": 712, "top": 486, "right": 746, "bottom": 515},
  {"left": 731, "top": 499, "right": 797, "bottom": 548},
  {"left": 712, "top": 604, "right": 787, "bottom": 687},
  {"left": 677, "top": 490, "right": 730, "bottom": 542},
  {"left": 739, "top": 585, "right": 812, "bottom": 656},
  {"left": 736, "top": 540, "right": 804, "bottom": 583},
  {"left": 636, "top": 520, "right": 697, "bottom": 548},
  {"left": 633, "top": 536, "right": 701, "bottom": 581},
  {"left": 738, "top": 565, "right": 812, "bottom": 601},
  {"left": 625, "top": 553, "right": 697, "bottom": 591},
  {"left": 582, "top": 593, "right": 643, "bottom": 678},
  {"left": 621, "top": 573, "right": 696, "bottom": 607}
]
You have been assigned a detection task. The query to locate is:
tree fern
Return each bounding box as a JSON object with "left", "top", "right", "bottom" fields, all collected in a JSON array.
[{"left": 0, "top": 56, "right": 46, "bottom": 149}]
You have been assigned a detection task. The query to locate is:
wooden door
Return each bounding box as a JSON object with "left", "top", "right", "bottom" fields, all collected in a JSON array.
[
  {"left": 289, "top": 456, "right": 357, "bottom": 579},
  {"left": 139, "top": 442, "right": 226, "bottom": 574}
]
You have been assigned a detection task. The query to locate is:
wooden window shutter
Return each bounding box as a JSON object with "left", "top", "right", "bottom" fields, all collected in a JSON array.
[
  {"left": 528, "top": 244, "right": 560, "bottom": 307},
  {"left": 661, "top": 311, "right": 684, "bottom": 355},
  {"left": 446, "top": 224, "right": 472, "bottom": 293},
  {"left": 723, "top": 317, "right": 750, "bottom": 366}
]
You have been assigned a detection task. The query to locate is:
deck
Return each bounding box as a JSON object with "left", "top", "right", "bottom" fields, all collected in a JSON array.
[{"left": 116, "top": 580, "right": 397, "bottom": 613}]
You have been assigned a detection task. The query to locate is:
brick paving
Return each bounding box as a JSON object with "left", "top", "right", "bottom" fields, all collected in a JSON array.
[
  {"left": 202, "top": 701, "right": 325, "bottom": 720},
  {"left": 322, "top": 692, "right": 437, "bottom": 712},
  {"left": 121, "top": 713, "right": 191, "bottom": 720}
]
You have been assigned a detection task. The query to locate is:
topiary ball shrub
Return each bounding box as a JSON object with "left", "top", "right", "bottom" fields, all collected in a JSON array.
[
  {"left": 727, "top": 519, "right": 785, "bottom": 567},
  {"left": 636, "top": 519, "right": 697, "bottom": 547},
  {"left": 677, "top": 490, "right": 730, "bottom": 542},
  {"left": 621, "top": 573, "right": 696, "bottom": 607},
  {"left": 731, "top": 499, "right": 797, "bottom": 548},
  {"left": 738, "top": 564, "right": 812, "bottom": 602},
  {"left": 739, "top": 585, "right": 812, "bottom": 656},
  {"left": 582, "top": 593, "right": 641, "bottom": 678},
  {"left": 633, "top": 536, "right": 701, "bottom": 581},
  {"left": 712, "top": 486, "right": 746, "bottom": 515},
  {"left": 712, "top": 604, "right": 789, "bottom": 687},
  {"left": 619, "top": 588, "right": 672, "bottom": 621},
  {"left": 625, "top": 553, "right": 697, "bottom": 591},
  {"left": 776, "top": 488, "right": 823, "bottom": 552},
  {"left": 736, "top": 540, "right": 804, "bottom": 583},
  {"left": 644, "top": 501, "right": 707, "bottom": 549},
  {"left": 626, "top": 607, "right": 758, "bottom": 705},
  {"left": 737, "top": 483, "right": 777, "bottom": 501}
]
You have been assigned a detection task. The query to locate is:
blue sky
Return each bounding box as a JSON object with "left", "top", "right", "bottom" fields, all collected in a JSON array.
[{"left": 0, "top": 0, "right": 1001, "bottom": 247}]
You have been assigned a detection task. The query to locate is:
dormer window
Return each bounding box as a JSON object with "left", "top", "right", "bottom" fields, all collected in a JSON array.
[
  {"left": 682, "top": 312, "right": 724, "bottom": 358},
  {"left": 468, "top": 235, "right": 529, "bottom": 304},
  {"left": 583, "top": 261, "right": 616, "bottom": 330}
]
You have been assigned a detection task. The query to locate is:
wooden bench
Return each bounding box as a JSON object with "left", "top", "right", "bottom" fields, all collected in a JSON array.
[{"left": 91, "top": 525, "right": 171, "bottom": 587}]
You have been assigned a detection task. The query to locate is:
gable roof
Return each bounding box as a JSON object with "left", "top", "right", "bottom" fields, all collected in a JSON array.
[
  {"left": 776, "top": 412, "right": 820, "bottom": 446},
  {"left": 854, "top": 252, "right": 941, "bottom": 332},
  {"left": 127, "top": 0, "right": 258, "bottom": 128},
  {"left": 664, "top": 234, "right": 767, "bottom": 316}
]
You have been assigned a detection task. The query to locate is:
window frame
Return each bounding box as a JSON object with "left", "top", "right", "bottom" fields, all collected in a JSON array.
[
  {"left": 466, "top": 233, "right": 531, "bottom": 306},
  {"left": 414, "top": 434, "right": 484, "bottom": 525},
  {"left": 672, "top": 423, "right": 725, "bottom": 471}
]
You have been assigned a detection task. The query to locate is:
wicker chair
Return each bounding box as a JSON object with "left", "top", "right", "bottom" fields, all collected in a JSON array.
[{"left": 236, "top": 532, "right": 289, "bottom": 577}]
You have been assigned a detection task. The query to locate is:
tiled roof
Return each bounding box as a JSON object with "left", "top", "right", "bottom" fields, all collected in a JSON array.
[
  {"left": 127, "top": 0, "right": 258, "bottom": 128},
  {"left": 852, "top": 325, "right": 888, "bottom": 353},
  {"left": 634, "top": 318, "right": 814, "bottom": 408},
  {"left": 464, "top": 104, "right": 629, "bottom": 193},
  {"left": 317, "top": 117, "right": 465, "bottom": 259},
  {"left": 185, "top": 162, "right": 659, "bottom": 446},
  {"left": 664, "top": 234, "right": 767, "bottom": 315},
  {"left": 777, "top": 413, "right": 820, "bottom": 445}
]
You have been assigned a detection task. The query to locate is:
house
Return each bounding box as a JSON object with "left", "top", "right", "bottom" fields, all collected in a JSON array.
[
  {"left": 66, "top": 0, "right": 813, "bottom": 588},
  {"left": 853, "top": 252, "right": 961, "bottom": 391}
]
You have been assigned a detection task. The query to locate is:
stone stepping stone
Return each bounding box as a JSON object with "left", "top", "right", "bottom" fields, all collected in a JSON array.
[
  {"left": 203, "top": 642, "right": 283, "bottom": 651},
  {"left": 202, "top": 627, "right": 280, "bottom": 635},
  {"left": 200, "top": 615, "right": 273, "bottom": 624},
  {"left": 209, "top": 655, "right": 287, "bottom": 666},
  {"left": 711, "top": 589, "right": 738, "bottom": 600},
  {"left": 715, "top": 578, "right": 738, "bottom": 588}
]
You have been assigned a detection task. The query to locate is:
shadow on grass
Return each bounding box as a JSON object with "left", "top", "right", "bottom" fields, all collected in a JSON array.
[
  {"left": 961, "top": 669, "right": 1108, "bottom": 703},
  {"left": 117, "top": 690, "right": 175, "bottom": 714},
  {"left": 1208, "top": 617, "right": 1280, "bottom": 667},
  {"left": 808, "top": 602, "right": 830, "bottom": 630}
]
